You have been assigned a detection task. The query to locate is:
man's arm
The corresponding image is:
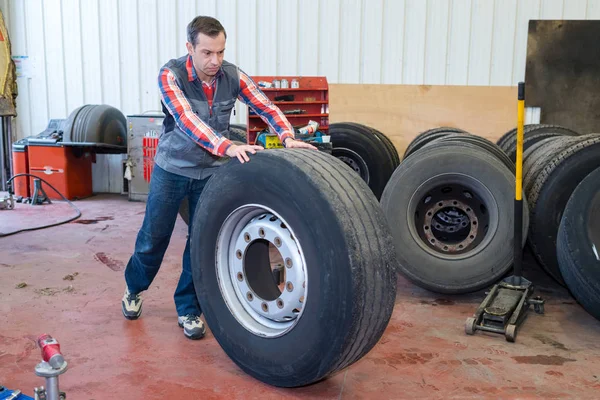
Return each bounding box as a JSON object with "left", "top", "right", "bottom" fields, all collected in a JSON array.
[
  {"left": 237, "top": 70, "right": 301, "bottom": 147},
  {"left": 158, "top": 67, "right": 233, "bottom": 156}
]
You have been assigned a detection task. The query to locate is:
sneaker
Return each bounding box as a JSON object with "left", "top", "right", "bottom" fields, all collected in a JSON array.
[
  {"left": 178, "top": 314, "right": 206, "bottom": 340},
  {"left": 121, "top": 287, "right": 143, "bottom": 320}
]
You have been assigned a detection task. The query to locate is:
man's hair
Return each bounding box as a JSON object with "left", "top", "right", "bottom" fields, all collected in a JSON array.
[{"left": 187, "top": 16, "right": 227, "bottom": 46}]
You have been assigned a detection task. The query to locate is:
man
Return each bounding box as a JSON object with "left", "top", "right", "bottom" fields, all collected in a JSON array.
[{"left": 121, "top": 16, "right": 316, "bottom": 339}]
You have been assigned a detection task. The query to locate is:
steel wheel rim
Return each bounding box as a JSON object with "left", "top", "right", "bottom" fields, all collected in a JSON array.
[
  {"left": 333, "top": 147, "right": 370, "bottom": 184},
  {"left": 407, "top": 173, "right": 499, "bottom": 260},
  {"left": 216, "top": 204, "right": 308, "bottom": 338}
]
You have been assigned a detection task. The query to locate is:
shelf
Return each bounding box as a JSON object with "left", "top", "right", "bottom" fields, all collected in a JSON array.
[
  {"left": 272, "top": 101, "right": 328, "bottom": 105},
  {"left": 250, "top": 113, "right": 329, "bottom": 118},
  {"left": 250, "top": 126, "right": 330, "bottom": 133}
]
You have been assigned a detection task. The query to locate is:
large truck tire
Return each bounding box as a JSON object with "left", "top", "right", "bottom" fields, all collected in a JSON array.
[
  {"left": 403, "top": 127, "right": 468, "bottom": 159},
  {"left": 557, "top": 166, "right": 600, "bottom": 321},
  {"left": 432, "top": 134, "right": 515, "bottom": 172},
  {"left": 528, "top": 136, "right": 600, "bottom": 284},
  {"left": 329, "top": 122, "right": 397, "bottom": 199},
  {"left": 189, "top": 149, "right": 398, "bottom": 387},
  {"left": 381, "top": 141, "right": 528, "bottom": 294},
  {"left": 496, "top": 124, "right": 579, "bottom": 154}
]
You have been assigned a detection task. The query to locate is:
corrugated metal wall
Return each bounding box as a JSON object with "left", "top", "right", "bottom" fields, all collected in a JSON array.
[{"left": 3, "top": 0, "right": 599, "bottom": 141}]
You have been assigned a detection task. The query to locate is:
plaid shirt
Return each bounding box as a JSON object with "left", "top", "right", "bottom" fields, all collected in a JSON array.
[{"left": 159, "top": 56, "right": 295, "bottom": 157}]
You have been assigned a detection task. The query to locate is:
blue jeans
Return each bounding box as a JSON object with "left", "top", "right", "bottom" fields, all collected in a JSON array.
[{"left": 124, "top": 164, "right": 210, "bottom": 316}]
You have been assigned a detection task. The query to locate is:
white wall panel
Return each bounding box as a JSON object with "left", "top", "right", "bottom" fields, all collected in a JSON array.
[
  {"left": 564, "top": 0, "right": 589, "bottom": 18},
  {"left": 587, "top": 0, "right": 600, "bottom": 17},
  {"left": 490, "top": 0, "right": 517, "bottom": 86},
  {"left": 61, "top": 0, "right": 84, "bottom": 115},
  {"left": 467, "top": 0, "right": 494, "bottom": 85},
  {"left": 339, "top": 0, "right": 362, "bottom": 83},
  {"left": 24, "top": 0, "right": 49, "bottom": 136},
  {"left": 100, "top": 0, "right": 123, "bottom": 111},
  {"left": 402, "top": 0, "right": 427, "bottom": 84},
  {"left": 512, "top": 0, "right": 541, "bottom": 84},
  {"left": 7, "top": 0, "right": 31, "bottom": 139},
  {"left": 277, "top": 0, "right": 298, "bottom": 75},
  {"left": 4, "top": 0, "right": 600, "bottom": 141},
  {"left": 361, "top": 0, "right": 383, "bottom": 84},
  {"left": 540, "top": 0, "right": 564, "bottom": 18},
  {"left": 381, "top": 0, "right": 405, "bottom": 84},
  {"left": 446, "top": 0, "right": 472, "bottom": 85},
  {"left": 424, "top": 0, "right": 450, "bottom": 85},
  {"left": 317, "top": 0, "right": 340, "bottom": 83}
]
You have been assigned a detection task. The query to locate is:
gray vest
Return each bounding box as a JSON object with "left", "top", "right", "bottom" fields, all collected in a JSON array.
[{"left": 154, "top": 56, "right": 240, "bottom": 180}]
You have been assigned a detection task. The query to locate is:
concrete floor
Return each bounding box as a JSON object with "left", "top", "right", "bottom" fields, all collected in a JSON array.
[{"left": 1, "top": 194, "right": 600, "bottom": 399}]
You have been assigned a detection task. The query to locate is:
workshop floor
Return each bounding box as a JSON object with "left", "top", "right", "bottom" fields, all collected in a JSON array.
[{"left": 1, "top": 194, "right": 600, "bottom": 399}]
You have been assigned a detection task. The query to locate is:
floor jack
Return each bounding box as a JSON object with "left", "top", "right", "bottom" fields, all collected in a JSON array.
[
  {"left": 0, "top": 334, "right": 68, "bottom": 400},
  {"left": 465, "top": 82, "right": 545, "bottom": 342}
]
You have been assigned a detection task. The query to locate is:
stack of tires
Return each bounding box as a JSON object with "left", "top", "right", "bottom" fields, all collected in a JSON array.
[
  {"left": 381, "top": 128, "right": 527, "bottom": 294},
  {"left": 495, "top": 124, "right": 600, "bottom": 322}
]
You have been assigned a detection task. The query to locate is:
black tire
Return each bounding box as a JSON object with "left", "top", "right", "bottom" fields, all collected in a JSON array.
[
  {"left": 381, "top": 141, "right": 528, "bottom": 294},
  {"left": 190, "top": 149, "right": 398, "bottom": 387},
  {"left": 403, "top": 127, "right": 469, "bottom": 159},
  {"left": 328, "top": 123, "right": 396, "bottom": 199},
  {"left": 496, "top": 124, "right": 579, "bottom": 153},
  {"left": 522, "top": 137, "right": 561, "bottom": 180},
  {"left": 342, "top": 122, "right": 400, "bottom": 166},
  {"left": 528, "top": 136, "right": 600, "bottom": 284},
  {"left": 433, "top": 134, "right": 515, "bottom": 173},
  {"left": 505, "top": 132, "right": 566, "bottom": 164},
  {"left": 557, "top": 166, "right": 600, "bottom": 321},
  {"left": 523, "top": 136, "right": 585, "bottom": 203},
  {"left": 228, "top": 125, "right": 248, "bottom": 143}
]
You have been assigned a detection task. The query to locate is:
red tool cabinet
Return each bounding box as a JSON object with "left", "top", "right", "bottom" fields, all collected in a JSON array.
[{"left": 247, "top": 76, "right": 329, "bottom": 145}]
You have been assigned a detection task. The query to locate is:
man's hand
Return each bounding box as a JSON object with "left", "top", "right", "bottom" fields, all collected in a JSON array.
[
  {"left": 226, "top": 144, "right": 264, "bottom": 163},
  {"left": 284, "top": 138, "right": 318, "bottom": 150}
]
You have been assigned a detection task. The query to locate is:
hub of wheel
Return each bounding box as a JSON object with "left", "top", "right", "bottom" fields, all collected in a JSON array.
[
  {"left": 411, "top": 179, "right": 494, "bottom": 258},
  {"left": 217, "top": 206, "right": 307, "bottom": 337},
  {"left": 333, "top": 147, "right": 370, "bottom": 184}
]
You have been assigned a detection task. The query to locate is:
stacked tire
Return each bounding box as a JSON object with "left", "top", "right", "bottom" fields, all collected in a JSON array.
[
  {"left": 328, "top": 122, "right": 400, "bottom": 199},
  {"left": 381, "top": 128, "right": 528, "bottom": 294},
  {"left": 557, "top": 166, "right": 600, "bottom": 321}
]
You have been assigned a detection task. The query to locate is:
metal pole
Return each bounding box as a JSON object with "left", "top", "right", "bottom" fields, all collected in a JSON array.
[
  {"left": 0, "top": 116, "right": 7, "bottom": 192},
  {"left": 6, "top": 117, "right": 13, "bottom": 187},
  {"left": 513, "top": 82, "right": 525, "bottom": 285},
  {"left": 44, "top": 376, "right": 60, "bottom": 400}
]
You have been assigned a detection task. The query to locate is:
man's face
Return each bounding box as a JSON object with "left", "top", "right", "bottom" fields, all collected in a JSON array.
[{"left": 187, "top": 32, "right": 226, "bottom": 81}]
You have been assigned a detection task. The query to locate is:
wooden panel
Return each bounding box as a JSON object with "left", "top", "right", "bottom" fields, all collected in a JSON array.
[{"left": 329, "top": 84, "right": 517, "bottom": 155}]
